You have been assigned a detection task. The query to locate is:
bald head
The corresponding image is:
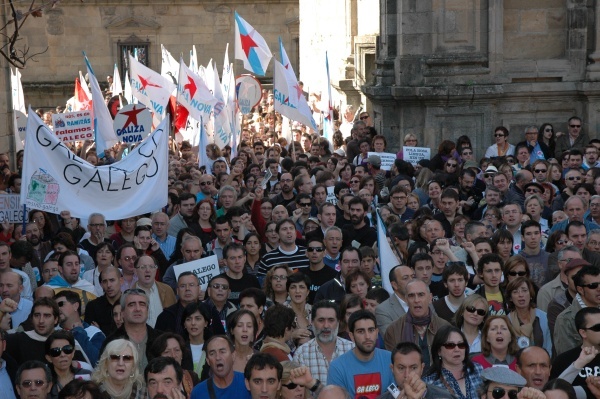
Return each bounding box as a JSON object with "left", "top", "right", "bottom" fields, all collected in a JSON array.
[
  {"left": 0, "top": 271, "right": 23, "bottom": 302},
  {"left": 317, "top": 385, "right": 352, "bottom": 399},
  {"left": 271, "top": 205, "right": 289, "bottom": 222},
  {"left": 35, "top": 285, "right": 55, "bottom": 300}
]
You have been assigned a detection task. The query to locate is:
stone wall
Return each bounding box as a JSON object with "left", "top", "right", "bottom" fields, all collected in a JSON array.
[{"left": 364, "top": 0, "right": 600, "bottom": 158}]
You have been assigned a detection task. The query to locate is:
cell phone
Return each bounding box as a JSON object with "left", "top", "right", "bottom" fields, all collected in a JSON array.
[{"left": 387, "top": 383, "right": 401, "bottom": 399}]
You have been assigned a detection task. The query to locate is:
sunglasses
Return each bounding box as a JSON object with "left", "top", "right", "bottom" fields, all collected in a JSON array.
[
  {"left": 465, "top": 306, "right": 487, "bottom": 316},
  {"left": 360, "top": 115, "right": 369, "bottom": 120},
  {"left": 56, "top": 300, "right": 67, "bottom": 307},
  {"left": 508, "top": 271, "right": 527, "bottom": 277},
  {"left": 299, "top": 203, "right": 312, "bottom": 207},
  {"left": 20, "top": 380, "right": 47, "bottom": 388},
  {"left": 570, "top": 124, "right": 582, "bottom": 128},
  {"left": 484, "top": 173, "right": 495, "bottom": 178},
  {"left": 350, "top": 180, "right": 360, "bottom": 184},
  {"left": 283, "top": 382, "right": 299, "bottom": 389},
  {"left": 494, "top": 134, "right": 505, "bottom": 137},
  {"left": 442, "top": 342, "right": 467, "bottom": 350},
  {"left": 200, "top": 181, "right": 212, "bottom": 186},
  {"left": 109, "top": 354, "right": 134, "bottom": 362},
  {"left": 525, "top": 189, "right": 541, "bottom": 194},
  {"left": 534, "top": 169, "right": 547, "bottom": 173},
  {"left": 583, "top": 323, "right": 600, "bottom": 332},
  {"left": 210, "top": 283, "right": 230, "bottom": 290},
  {"left": 48, "top": 345, "right": 74, "bottom": 357},
  {"left": 307, "top": 247, "right": 324, "bottom": 252},
  {"left": 544, "top": 128, "right": 553, "bottom": 132},
  {"left": 462, "top": 151, "right": 473, "bottom": 155},
  {"left": 581, "top": 282, "right": 600, "bottom": 290},
  {"left": 567, "top": 176, "right": 582, "bottom": 181},
  {"left": 491, "top": 387, "right": 519, "bottom": 399},
  {"left": 446, "top": 163, "right": 458, "bottom": 167}
]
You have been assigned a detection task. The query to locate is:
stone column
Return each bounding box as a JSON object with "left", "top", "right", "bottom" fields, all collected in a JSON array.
[
  {"left": 587, "top": 0, "right": 600, "bottom": 80},
  {"left": 0, "top": 2, "right": 14, "bottom": 162}
]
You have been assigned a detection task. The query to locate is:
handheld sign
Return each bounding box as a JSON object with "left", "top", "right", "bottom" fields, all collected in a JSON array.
[
  {"left": 403, "top": 146, "right": 431, "bottom": 165},
  {"left": 113, "top": 104, "right": 152, "bottom": 144},
  {"left": 367, "top": 152, "right": 396, "bottom": 171},
  {"left": 326, "top": 186, "right": 338, "bottom": 205},
  {"left": 52, "top": 111, "right": 94, "bottom": 143},
  {"left": 173, "top": 255, "right": 219, "bottom": 292},
  {"left": 235, "top": 75, "right": 262, "bottom": 115},
  {"left": 0, "top": 194, "right": 25, "bottom": 223}
]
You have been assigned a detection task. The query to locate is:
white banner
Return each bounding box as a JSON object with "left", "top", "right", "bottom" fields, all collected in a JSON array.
[
  {"left": 367, "top": 152, "right": 396, "bottom": 171},
  {"left": 403, "top": 146, "right": 431, "bottom": 165},
  {"left": 173, "top": 255, "right": 219, "bottom": 292},
  {"left": 21, "top": 110, "right": 169, "bottom": 219},
  {"left": 0, "top": 194, "right": 25, "bottom": 223}
]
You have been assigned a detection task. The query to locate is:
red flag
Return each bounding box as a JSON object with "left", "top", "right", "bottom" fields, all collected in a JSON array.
[{"left": 74, "top": 78, "right": 91, "bottom": 111}]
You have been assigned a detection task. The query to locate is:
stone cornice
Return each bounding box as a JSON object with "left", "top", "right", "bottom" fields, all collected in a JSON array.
[{"left": 57, "top": 0, "right": 296, "bottom": 5}]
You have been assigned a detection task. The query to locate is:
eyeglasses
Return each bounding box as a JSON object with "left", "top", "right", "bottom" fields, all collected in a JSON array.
[
  {"left": 48, "top": 345, "right": 74, "bottom": 357},
  {"left": 299, "top": 202, "right": 312, "bottom": 207},
  {"left": 109, "top": 354, "right": 134, "bottom": 362},
  {"left": 525, "top": 189, "right": 541, "bottom": 194},
  {"left": 494, "top": 134, "right": 505, "bottom": 138},
  {"left": 271, "top": 275, "right": 288, "bottom": 281},
  {"left": 200, "top": 181, "right": 212, "bottom": 186},
  {"left": 134, "top": 264, "right": 158, "bottom": 270},
  {"left": 490, "top": 387, "right": 519, "bottom": 399},
  {"left": 534, "top": 169, "right": 547, "bottom": 173},
  {"left": 567, "top": 176, "right": 582, "bottom": 181},
  {"left": 307, "top": 247, "right": 324, "bottom": 252},
  {"left": 359, "top": 115, "right": 369, "bottom": 120},
  {"left": 350, "top": 180, "right": 360, "bottom": 184},
  {"left": 283, "top": 382, "right": 299, "bottom": 389},
  {"left": 465, "top": 306, "right": 487, "bottom": 316},
  {"left": 508, "top": 271, "right": 527, "bottom": 277},
  {"left": 20, "top": 380, "right": 47, "bottom": 388},
  {"left": 570, "top": 124, "right": 582, "bottom": 128},
  {"left": 582, "top": 323, "right": 600, "bottom": 332},
  {"left": 210, "top": 283, "right": 229, "bottom": 290},
  {"left": 581, "top": 282, "right": 600, "bottom": 290},
  {"left": 484, "top": 214, "right": 498, "bottom": 219},
  {"left": 442, "top": 342, "right": 467, "bottom": 350},
  {"left": 122, "top": 256, "right": 138, "bottom": 262}
]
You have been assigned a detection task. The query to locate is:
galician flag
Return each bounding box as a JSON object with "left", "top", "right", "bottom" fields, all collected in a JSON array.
[
  {"left": 111, "top": 63, "right": 123, "bottom": 96},
  {"left": 129, "top": 54, "right": 176, "bottom": 126},
  {"left": 84, "top": 54, "right": 119, "bottom": 158},
  {"left": 176, "top": 57, "right": 218, "bottom": 123},
  {"left": 273, "top": 39, "right": 317, "bottom": 130},
  {"left": 377, "top": 211, "right": 402, "bottom": 294},
  {"left": 234, "top": 11, "right": 272, "bottom": 76},
  {"left": 74, "top": 77, "right": 92, "bottom": 111}
]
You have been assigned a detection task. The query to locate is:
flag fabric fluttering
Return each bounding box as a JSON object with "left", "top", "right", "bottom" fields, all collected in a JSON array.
[
  {"left": 123, "top": 71, "right": 136, "bottom": 105},
  {"left": 84, "top": 54, "right": 119, "bottom": 158},
  {"left": 322, "top": 52, "right": 334, "bottom": 144},
  {"left": 176, "top": 57, "right": 219, "bottom": 124},
  {"left": 74, "top": 77, "right": 92, "bottom": 111},
  {"left": 10, "top": 68, "right": 26, "bottom": 151},
  {"left": 111, "top": 63, "right": 123, "bottom": 96},
  {"left": 160, "top": 44, "right": 179, "bottom": 86},
  {"left": 377, "top": 211, "right": 401, "bottom": 294},
  {"left": 234, "top": 11, "right": 273, "bottom": 76},
  {"left": 129, "top": 54, "right": 176, "bottom": 126},
  {"left": 79, "top": 70, "right": 91, "bottom": 97}
]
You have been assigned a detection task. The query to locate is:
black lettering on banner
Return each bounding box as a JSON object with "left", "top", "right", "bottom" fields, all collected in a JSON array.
[
  {"left": 83, "top": 169, "right": 104, "bottom": 190},
  {"left": 136, "top": 163, "right": 148, "bottom": 185},
  {"left": 36, "top": 126, "right": 52, "bottom": 147},
  {"left": 122, "top": 170, "right": 132, "bottom": 190},
  {"left": 146, "top": 157, "right": 158, "bottom": 178},
  {"left": 63, "top": 164, "right": 82, "bottom": 184},
  {"left": 107, "top": 166, "right": 119, "bottom": 192},
  {"left": 138, "top": 142, "right": 154, "bottom": 158}
]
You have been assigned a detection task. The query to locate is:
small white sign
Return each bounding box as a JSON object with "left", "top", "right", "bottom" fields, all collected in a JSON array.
[
  {"left": 367, "top": 152, "right": 396, "bottom": 171},
  {"left": 0, "top": 194, "right": 24, "bottom": 223},
  {"left": 403, "top": 146, "right": 431, "bottom": 165},
  {"left": 52, "top": 111, "right": 93, "bottom": 143},
  {"left": 113, "top": 104, "right": 152, "bottom": 143},
  {"left": 173, "top": 255, "right": 220, "bottom": 292},
  {"left": 326, "top": 186, "right": 338, "bottom": 205}
]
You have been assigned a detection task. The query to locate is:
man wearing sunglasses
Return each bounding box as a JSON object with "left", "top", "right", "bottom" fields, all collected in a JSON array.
[
  {"left": 302, "top": 238, "right": 337, "bottom": 304},
  {"left": 550, "top": 169, "right": 584, "bottom": 217},
  {"left": 555, "top": 264, "right": 600, "bottom": 355},
  {"left": 551, "top": 307, "right": 600, "bottom": 398},
  {"left": 555, "top": 116, "right": 589, "bottom": 159},
  {"left": 14, "top": 361, "right": 52, "bottom": 399},
  {"left": 479, "top": 366, "right": 545, "bottom": 399}
]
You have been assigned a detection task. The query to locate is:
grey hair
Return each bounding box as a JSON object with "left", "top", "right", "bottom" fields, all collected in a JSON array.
[
  {"left": 88, "top": 213, "right": 106, "bottom": 226},
  {"left": 557, "top": 245, "right": 581, "bottom": 260},
  {"left": 120, "top": 288, "right": 149, "bottom": 308}
]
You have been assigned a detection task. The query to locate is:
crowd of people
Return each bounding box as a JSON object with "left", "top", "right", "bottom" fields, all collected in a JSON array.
[{"left": 2, "top": 102, "right": 600, "bottom": 399}]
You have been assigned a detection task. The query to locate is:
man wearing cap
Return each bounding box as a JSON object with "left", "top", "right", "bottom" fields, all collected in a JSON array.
[
  {"left": 479, "top": 367, "right": 545, "bottom": 399},
  {"left": 555, "top": 264, "right": 600, "bottom": 355},
  {"left": 482, "top": 164, "right": 498, "bottom": 186},
  {"left": 538, "top": 247, "right": 582, "bottom": 312},
  {"left": 551, "top": 307, "right": 600, "bottom": 399},
  {"left": 504, "top": 169, "right": 534, "bottom": 210},
  {"left": 367, "top": 154, "right": 386, "bottom": 194}
]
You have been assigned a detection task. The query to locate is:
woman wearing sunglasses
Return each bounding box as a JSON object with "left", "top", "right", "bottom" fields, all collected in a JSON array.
[
  {"left": 423, "top": 325, "right": 483, "bottom": 399},
  {"left": 454, "top": 294, "right": 488, "bottom": 356},
  {"left": 472, "top": 316, "right": 520, "bottom": 371},
  {"left": 92, "top": 339, "right": 145, "bottom": 399},
  {"left": 485, "top": 126, "right": 515, "bottom": 159},
  {"left": 45, "top": 331, "right": 92, "bottom": 399},
  {"left": 505, "top": 277, "right": 552, "bottom": 357}
]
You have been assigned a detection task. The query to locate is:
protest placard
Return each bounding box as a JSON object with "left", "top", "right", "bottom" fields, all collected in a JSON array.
[
  {"left": 326, "top": 186, "right": 338, "bottom": 205},
  {"left": 403, "top": 146, "right": 431, "bottom": 165},
  {"left": 0, "top": 194, "right": 24, "bottom": 223},
  {"left": 113, "top": 104, "right": 153, "bottom": 144},
  {"left": 52, "top": 111, "right": 93, "bottom": 143},
  {"left": 173, "top": 255, "right": 220, "bottom": 292},
  {"left": 367, "top": 152, "right": 396, "bottom": 171}
]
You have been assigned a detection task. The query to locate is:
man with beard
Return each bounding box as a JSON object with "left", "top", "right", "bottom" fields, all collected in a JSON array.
[
  {"left": 293, "top": 301, "right": 354, "bottom": 385},
  {"left": 168, "top": 193, "right": 196, "bottom": 237},
  {"left": 327, "top": 310, "right": 393, "bottom": 399},
  {"left": 341, "top": 197, "right": 377, "bottom": 249},
  {"left": 271, "top": 173, "right": 295, "bottom": 208},
  {"left": 190, "top": 336, "right": 251, "bottom": 399},
  {"left": 24, "top": 223, "right": 51, "bottom": 269}
]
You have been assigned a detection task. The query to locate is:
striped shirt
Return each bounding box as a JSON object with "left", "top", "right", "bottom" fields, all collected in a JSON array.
[
  {"left": 256, "top": 246, "right": 310, "bottom": 276},
  {"left": 293, "top": 337, "right": 355, "bottom": 384}
]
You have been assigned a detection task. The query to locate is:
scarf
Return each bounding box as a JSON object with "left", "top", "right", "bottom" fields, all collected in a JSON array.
[
  {"left": 508, "top": 308, "right": 536, "bottom": 343},
  {"left": 575, "top": 293, "right": 588, "bottom": 309},
  {"left": 402, "top": 307, "right": 432, "bottom": 344},
  {"left": 260, "top": 337, "right": 291, "bottom": 355}
]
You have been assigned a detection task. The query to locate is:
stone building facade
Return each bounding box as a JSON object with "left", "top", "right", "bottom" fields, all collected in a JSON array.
[
  {"left": 363, "top": 0, "right": 600, "bottom": 156},
  {"left": 0, "top": 0, "right": 299, "bottom": 156}
]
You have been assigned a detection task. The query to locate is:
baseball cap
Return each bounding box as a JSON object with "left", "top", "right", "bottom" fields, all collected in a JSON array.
[
  {"left": 136, "top": 218, "right": 152, "bottom": 227},
  {"left": 564, "top": 258, "right": 591, "bottom": 274},
  {"left": 463, "top": 160, "right": 480, "bottom": 171},
  {"left": 367, "top": 154, "right": 381, "bottom": 168},
  {"left": 523, "top": 182, "right": 544, "bottom": 194},
  {"left": 333, "top": 148, "right": 346, "bottom": 157}
]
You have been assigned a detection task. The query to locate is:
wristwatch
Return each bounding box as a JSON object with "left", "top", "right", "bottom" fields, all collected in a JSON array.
[{"left": 309, "top": 379, "right": 321, "bottom": 392}]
